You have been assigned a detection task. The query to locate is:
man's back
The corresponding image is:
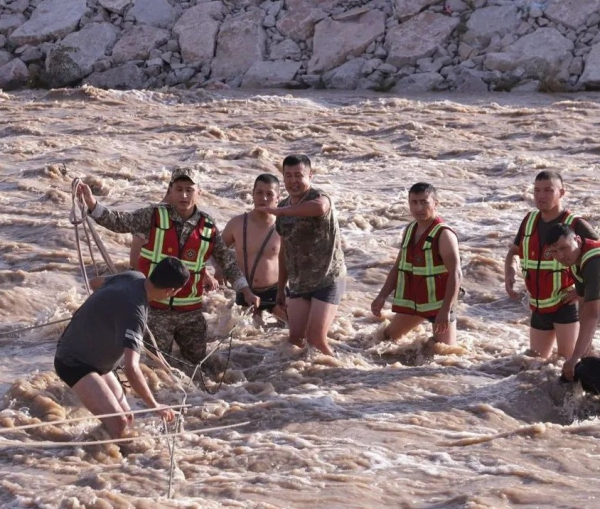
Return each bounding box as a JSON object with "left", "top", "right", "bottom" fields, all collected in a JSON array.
[{"left": 56, "top": 272, "right": 147, "bottom": 373}]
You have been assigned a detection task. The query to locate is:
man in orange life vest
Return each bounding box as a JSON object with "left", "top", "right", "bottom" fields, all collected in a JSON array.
[
  {"left": 371, "top": 182, "right": 462, "bottom": 345},
  {"left": 545, "top": 223, "right": 600, "bottom": 380},
  {"left": 504, "top": 171, "right": 598, "bottom": 359},
  {"left": 77, "top": 168, "right": 259, "bottom": 373}
]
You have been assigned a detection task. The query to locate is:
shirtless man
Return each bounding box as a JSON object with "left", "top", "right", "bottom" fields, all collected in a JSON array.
[
  {"left": 216, "top": 174, "right": 286, "bottom": 322},
  {"left": 371, "top": 183, "right": 462, "bottom": 345}
]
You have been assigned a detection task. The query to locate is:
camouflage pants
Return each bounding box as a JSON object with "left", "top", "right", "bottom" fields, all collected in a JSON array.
[{"left": 146, "top": 307, "right": 208, "bottom": 373}]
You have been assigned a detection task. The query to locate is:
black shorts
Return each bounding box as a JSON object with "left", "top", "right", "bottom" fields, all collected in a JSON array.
[
  {"left": 425, "top": 308, "right": 457, "bottom": 324},
  {"left": 289, "top": 277, "right": 346, "bottom": 305},
  {"left": 236, "top": 286, "right": 285, "bottom": 311},
  {"left": 531, "top": 303, "right": 579, "bottom": 331},
  {"left": 54, "top": 357, "right": 102, "bottom": 388}
]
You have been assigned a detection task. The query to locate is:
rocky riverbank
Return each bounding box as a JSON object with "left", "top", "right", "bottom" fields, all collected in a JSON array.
[{"left": 1, "top": 0, "right": 600, "bottom": 92}]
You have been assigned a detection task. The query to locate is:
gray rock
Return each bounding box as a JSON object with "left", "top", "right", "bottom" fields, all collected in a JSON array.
[
  {"left": 129, "top": 0, "right": 180, "bottom": 29},
  {"left": 111, "top": 25, "right": 170, "bottom": 64},
  {"left": 322, "top": 57, "right": 365, "bottom": 89},
  {"left": 146, "top": 57, "right": 163, "bottom": 67},
  {"left": 0, "top": 35, "right": 6, "bottom": 48},
  {"left": 84, "top": 63, "right": 145, "bottom": 89},
  {"left": 458, "top": 42, "right": 476, "bottom": 61},
  {"left": 20, "top": 46, "right": 43, "bottom": 62},
  {"left": 92, "top": 58, "right": 111, "bottom": 72},
  {"left": 173, "top": 2, "right": 223, "bottom": 64},
  {"left": 308, "top": 9, "right": 386, "bottom": 74},
  {"left": 545, "top": 0, "right": 600, "bottom": 31},
  {"left": 529, "top": 7, "right": 543, "bottom": 18},
  {"left": 588, "top": 12, "right": 600, "bottom": 27},
  {"left": 300, "top": 72, "right": 322, "bottom": 87},
  {"left": 569, "top": 55, "right": 583, "bottom": 75},
  {"left": 241, "top": 59, "right": 301, "bottom": 87},
  {"left": 362, "top": 57, "right": 382, "bottom": 75},
  {"left": 0, "top": 57, "right": 28, "bottom": 89},
  {"left": 445, "top": 0, "right": 468, "bottom": 13},
  {"left": 484, "top": 28, "right": 574, "bottom": 78},
  {"left": 0, "top": 49, "right": 12, "bottom": 67},
  {"left": 4, "top": 0, "right": 28, "bottom": 13},
  {"left": 391, "top": 71, "right": 445, "bottom": 92},
  {"left": 10, "top": 0, "right": 87, "bottom": 46},
  {"left": 385, "top": 12, "right": 459, "bottom": 68},
  {"left": 263, "top": 14, "right": 276, "bottom": 27},
  {"left": 270, "top": 38, "right": 301, "bottom": 60},
  {"left": 579, "top": 43, "right": 600, "bottom": 89},
  {"left": 276, "top": 0, "right": 331, "bottom": 41},
  {"left": 374, "top": 46, "right": 387, "bottom": 58},
  {"left": 212, "top": 9, "right": 266, "bottom": 80},
  {"left": 463, "top": 5, "right": 521, "bottom": 48},
  {"left": 378, "top": 63, "right": 397, "bottom": 74},
  {"left": 394, "top": 0, "right": 438, "bottom": 21},
  {"left": 511, "top": 79, "right": 540, "bottom": 92},
  {"left": 99, "top": 0, "right": 131, "bottom": 14},
  {"left": 417, "top": 56, "right": 443, "bottom": 72},
  {"left": 45, "top": 22, "right": 118, "bottom": 86},
  {"left": 448, "top": 66, "right": 489, "bottom": 92},
  {"left": 268, "top": 1, "right": 282, "bottom": 17},
  {"left": 0, "top": 13, "right": 26, "bottom": 35}
]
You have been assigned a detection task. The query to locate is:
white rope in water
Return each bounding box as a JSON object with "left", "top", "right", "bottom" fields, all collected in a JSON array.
[
  {"left": 0, "top": 421, "right": 250, "bottom": 449},
  {"left": 0, "top": 404, "right": 192, "bottom": 434}
]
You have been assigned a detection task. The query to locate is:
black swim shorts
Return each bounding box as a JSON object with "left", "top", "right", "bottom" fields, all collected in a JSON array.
[
  {"left": 236, "top": 286, "right": 285, "bottom": 311},
  {"left": 288, "top": 277, "right": 346, "bottom": 305},
  {"left": 54, "top": 356, "right": 102, "bottom": 388},
  {"left": 530, "top": 303, "right": 578, "bottom": 331}
]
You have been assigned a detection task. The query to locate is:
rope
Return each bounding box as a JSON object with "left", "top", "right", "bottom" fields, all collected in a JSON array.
[
  {"left": 0, "top": 421, "right": 250, "bottom": 449},
  {"left": 0, "top": 318, "right": 72, "bottom": 338}
]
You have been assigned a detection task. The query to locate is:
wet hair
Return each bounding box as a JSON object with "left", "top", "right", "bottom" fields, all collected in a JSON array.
[
  {"left": 535, "top": 170, "right": 563, "bottom": 187},
  {"left": 544, "top": 223, "right": 575, "bottom": 246},
  {"left": 253, "top": 173, "right": 280, "bottom": 191},
  {"left": 409, "top": 182, "right": 437, "bottom": 198},
  {"left": 149, "top": 256, "right": 190, "bottom": 289},
  {"left": 282, "top": 154, "right": 312, "bottom": 170}
]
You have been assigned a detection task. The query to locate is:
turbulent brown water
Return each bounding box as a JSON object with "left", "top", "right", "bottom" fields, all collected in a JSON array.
[{"left": 2, "top": 86, "right": 600, "bottom": 508}]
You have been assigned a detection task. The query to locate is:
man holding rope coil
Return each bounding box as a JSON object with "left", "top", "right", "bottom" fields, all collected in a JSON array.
[
  {"left": 55, "top": 257, "right": 188, "bottom": 438},
  {"left": 77, "top": 167, "right": 259, "bottom": 376}
]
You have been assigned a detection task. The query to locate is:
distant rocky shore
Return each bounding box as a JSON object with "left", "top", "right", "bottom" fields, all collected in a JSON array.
[{"left": 1, "top": 0, "right": 600, "bottom": 93}]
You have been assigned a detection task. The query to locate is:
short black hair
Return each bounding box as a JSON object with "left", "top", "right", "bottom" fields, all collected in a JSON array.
[
  {"left": 282, "top": 154, "right": 312, "bottom": 170},
  {"left": 253, "top": 173, "right": 280, "bottom": 191},
  {"left": 544, "top": 223, "right": 575, "bottom": 246},
  {"left": 409, "top": 182, "right": 437, "bottom": 198},
  {"left": 149, "top": 257, "right": 190, "bottom": 289},
  {"left": 535, "top": 170, "right": 563, "bottom": 186}
]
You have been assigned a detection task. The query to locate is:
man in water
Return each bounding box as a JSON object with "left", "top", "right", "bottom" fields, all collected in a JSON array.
[
  {"left": 504, "top": 171, "right": 598, "bottom": 358},
  {"left": 544, "top": 223, "right": 600, "bottom": 380},
  {"left": 215, "top": 173, "right": 287, "bottom": 323},
  {"left": 54, "top": 257, "right": 187, "bottom": 438},
  {"left": 371, "top": 182, "right": 462, "bottom": 345},
  {"left": 78, "top": 167, "right": 259, "bottom": 373},
  {"left": 259, "top": 155, "right": 346, "bottom": 356}
]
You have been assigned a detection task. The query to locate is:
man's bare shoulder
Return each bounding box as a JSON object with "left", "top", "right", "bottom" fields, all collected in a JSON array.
[{"left": 222, "top": 212, "right": 246, "bottom": 243}]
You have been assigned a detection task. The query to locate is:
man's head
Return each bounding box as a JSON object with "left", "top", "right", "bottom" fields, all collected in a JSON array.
[
  {"left": 148, "top": 256, "right": 190, "bottom": 299},
  {"left": 282, "top": 154, "right": 312, "bottom": 199},
  {"left": 544, "top": 223, "right": 581, "bottom": 266},
  {"left": 253, "top": 173, "right": 280, "bottom": 209},
  {"left": 408, "top": 182, "right": 438, "bottom": 222},
  {"left": 534, "top": 170, "right": 564, "bottom": 213},
  {"left": 168, "top": 167, "right": 200, "bottom": 218}
]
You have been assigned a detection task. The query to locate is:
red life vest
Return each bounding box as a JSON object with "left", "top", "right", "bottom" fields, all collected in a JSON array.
[
  {"left": 392, "top": 217, "right": 451, "bottom": 318},
  {"left": 138, "top": 206, "right": 215, "bottom": 311},
  {"left": 518, "top": 210, "right": 578, "bottom": 313},
  {"left": 572, "top": 239, "right": 600, "bottom": 284}
]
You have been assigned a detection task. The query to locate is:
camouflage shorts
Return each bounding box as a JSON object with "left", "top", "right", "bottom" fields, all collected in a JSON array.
[{"left": 146, "top": 307, "right": 208, "bottom": 372}]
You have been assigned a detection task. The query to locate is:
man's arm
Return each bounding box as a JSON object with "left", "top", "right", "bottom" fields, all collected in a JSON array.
[
  {"left": 371, "top": 251, "right": 401, "bottom": 317},
  {"left": 435, "top": 229, "right": 462, "bottom": 333},
  {"left": 90, "top": 276, "right": 107, "bottom": 292},
  {"left": 563, "top": 300, "right": 600, "bottom": 380},
  {"left": 504, "top": 243, "right": 521, "bottom": 299},
  {"left": 260, "top": 196, "right": 331, "bottom": 218}
]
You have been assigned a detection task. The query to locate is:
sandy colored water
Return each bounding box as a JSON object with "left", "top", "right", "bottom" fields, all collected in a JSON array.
[{"left": 1, "top": 86, "right": 600, "bottom": 508}]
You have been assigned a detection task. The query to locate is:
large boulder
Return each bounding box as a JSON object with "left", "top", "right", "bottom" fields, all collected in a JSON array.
[
  {"left": 308, "top": 9, "right": 386, "bottom": 74},
  {"left": 322, "top": 57, "right": 365, "bottom": 89},
  {"left": 463, "top": 5, "right": 522, "bottom": 48},
  {"left": 111, "top": 25, "right": 170, "bottom": 64},
  {"left": 0, "top": 58, "right": 28, "bottom": 90},
  {"left": 45, "top": 23, "right": 118, "bottom": 87},
  {"left": 385, "top": 12, "right": 460, "bottom": 68},
  {"left": 545, "top": 0, "right": 600, "bottom": 31},
  {"left": 98, "top": 0, "right": 131, "bottom": 14},
  {"left": 270, "top": 39, "right": 301, "bottom": 60},
  {"left": 241, "top": 60, "right": 301, "bottom": 87},
  {"left": 173, "top": 2, "right": 223, "bottom": 64},
  {"left": 0, "top": 13, "right": 26, "bottom": 36},
  {"left": 211, "top": 9, "right": 266, "bottom": 81},
  {"left": 579, "top": 43, "right": 600, "bottom": 90},
  {"left": 484, "top": 28, "right": 573, "bottom": 78},
  {"left": 84, "top": 64, "right": 145, "bottom": 89},
  {"left": 9, "top": 0, "right": 87, "bottom": 46},
  {"left": 276, "top": 0, "right": 341, "bottom": 41},
  {"left": 128, "top": 0, "right": 180, "bottom": 29},
  {"left": 394, "top": 0, "right": 438, "bottom": 21},
  {"left": 392, "top": 71, "right": 445, "bottom": 92},
  {"left": 0, "top": 50, "right": 13, "bottom": 67}
]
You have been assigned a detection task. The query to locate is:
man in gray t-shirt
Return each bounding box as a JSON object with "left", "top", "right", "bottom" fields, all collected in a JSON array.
[{"left": 54, "top": 257, "right": 189, "bottom": 438}]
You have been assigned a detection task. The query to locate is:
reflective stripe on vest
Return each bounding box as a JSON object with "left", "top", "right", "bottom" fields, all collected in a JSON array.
[
  {"left": 520, "top": 210, "right": 578, "bottom": 310},
  {"left": 393, "top": 222, "right": 448, "bottom": 314},
  {"left": 140, "top": 207, "right": 213, "bottom": 307},
  {"left": 573, "top": 246, "right": 600, "bottom": 283}
]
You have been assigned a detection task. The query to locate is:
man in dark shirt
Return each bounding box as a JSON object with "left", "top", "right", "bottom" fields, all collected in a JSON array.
[
  {"left": 545, "top": 224, "right": 600, "bottom": 381},
  {"left": 54, "top": 257, "right": 189, "bottom": 438}
]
